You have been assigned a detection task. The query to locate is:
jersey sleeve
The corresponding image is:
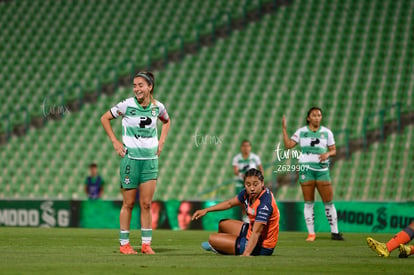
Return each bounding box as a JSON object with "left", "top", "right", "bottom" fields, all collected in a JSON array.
[
  {"left": 327, "top": 129, "right": 335, "bottom": 146},
  {"left": 110, "top": 100, "right": 129, "bottom": 119},
  {"left": 254, "top": 154, "right": 262, "bottom": 166},
  {"left": 237, "top": 189, "right": 247, "bottom": 204},
  {"left": 157, "top": 101, "right": 169, "bottom": 123},
  {"left": 232, "top": 155, "right": 238, "bottom": 166},
  {"left": 255, "top": 193, "right": 274, "bottom": 224},
  {"left": 290, "top": 128, "right": 301, "bottom": 143}
]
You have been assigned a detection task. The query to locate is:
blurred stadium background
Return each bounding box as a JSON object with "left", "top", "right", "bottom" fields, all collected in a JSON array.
[{"left": 0, "top": 0, "right": 413, "bottom": 204}]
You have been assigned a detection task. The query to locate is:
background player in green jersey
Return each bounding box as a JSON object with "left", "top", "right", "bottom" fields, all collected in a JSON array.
[
  {"left": 101, "top": 71, "right": 171, "bottom": 254},
  {"left": 232, "top": 140, "right": 264, "bottom": 222},
  {"left": 232, "top": 140, "right": 264, "bottom": 194},
  {"left": 282, "top": 107, "right": 343, "bottom": 242}
]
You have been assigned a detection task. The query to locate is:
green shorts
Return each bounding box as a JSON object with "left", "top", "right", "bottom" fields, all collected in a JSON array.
[
  {"left": 299, "top": 169, "right": 331, "bottom": 183},
  {"left": 120, "top": 157, "right": 158, "bottom": 189}
]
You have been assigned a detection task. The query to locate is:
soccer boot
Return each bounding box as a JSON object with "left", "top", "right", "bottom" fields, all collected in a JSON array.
[
  {"left": 399, "top": 244, "right": 412, "bottom": 258},
  {"left": 120, "top": 243, "right": 138, "bottom": 255},
  {"left": 331, "top": 233, "right": 345, "bottom": 241},
  {"left": 141, "top": 243, "right": 155, "bottom": 254},
  {"left": 366, "top": 237, "right": 389, "bottom": 257}
]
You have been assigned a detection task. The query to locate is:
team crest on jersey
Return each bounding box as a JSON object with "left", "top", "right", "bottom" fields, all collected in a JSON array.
[
  {"left": 124, "top": 176, "right": 130, "bottom": 185},
  {"left": 301, "top": 174, "right": 306, "bottom": 180},
  {"left": 151, "top": 107, "right": 158, "bottom": 117},
  {"left": 247, "top": 206, "right": 255, "bottom": 215},
  {"left": 320, "top": 133, "right": 325, "bottom": 138}
]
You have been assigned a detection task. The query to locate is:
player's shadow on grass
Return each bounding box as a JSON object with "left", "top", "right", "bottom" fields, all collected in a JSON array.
[{"left": 153, "top": 248, "right": 177, "bottom": 253}]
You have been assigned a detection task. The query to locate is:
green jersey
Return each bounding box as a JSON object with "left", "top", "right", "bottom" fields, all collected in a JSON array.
[
  {"left": 110, "top": 97, "right": 169, "bottom": 160},
  {"left": 291, "top": 125, "right": 335, "bottom": 171}
]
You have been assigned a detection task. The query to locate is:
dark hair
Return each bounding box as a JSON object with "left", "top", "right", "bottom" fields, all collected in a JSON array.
[
  {"left": 89, "top": 163, "right": 97, "bottom": 168},
  {"left": 134, "top": 71, "right": 155, "bottom": 94},
  {"left": 240, "top": 139, "right": 251, "bottom": 146},
  {"left": 306, "top": 106, "right": 323, "bottom": 125},
  {"left": 244, "top": 168, "right": 264, "bottom": 183}
]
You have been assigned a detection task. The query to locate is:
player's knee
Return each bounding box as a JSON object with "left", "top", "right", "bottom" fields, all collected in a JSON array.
[
  {"left": 208, "top": 233, "right": 219, "bottom": 245},
  {"left": 218, "top": 219, "right": 229, "bottom": 231},
  {"left": 122, "top": 200, "right": 135, "bottom": 210},
  {"left": 140, "top": 199, "right": 151, "bottom": 211}
]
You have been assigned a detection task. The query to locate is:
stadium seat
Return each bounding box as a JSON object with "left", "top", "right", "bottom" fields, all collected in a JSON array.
[{"left": 0, "top": 0, "right": 413, "bottom": 201}]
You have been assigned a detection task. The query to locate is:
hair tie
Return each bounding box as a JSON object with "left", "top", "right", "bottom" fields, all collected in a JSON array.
[{"left": 135, "top": 72, "right": 154, "bottom": 86}]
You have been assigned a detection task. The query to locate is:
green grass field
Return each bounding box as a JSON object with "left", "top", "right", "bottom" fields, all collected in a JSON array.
[{"left": 0, "top": 228, "right": 413, "bottom": 274}]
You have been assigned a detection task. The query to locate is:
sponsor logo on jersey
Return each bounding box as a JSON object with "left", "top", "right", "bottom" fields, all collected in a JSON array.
[{"left": 260, "top": 205, "right": 270, "bottom": 211}]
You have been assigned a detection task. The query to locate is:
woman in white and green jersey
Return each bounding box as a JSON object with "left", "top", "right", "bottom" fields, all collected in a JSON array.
[
  {"left": 282, "top": 107, "right": 343, "bottom": 242},
  {"left": 101, "top": 71, "right": 171, "bottom": 254}
]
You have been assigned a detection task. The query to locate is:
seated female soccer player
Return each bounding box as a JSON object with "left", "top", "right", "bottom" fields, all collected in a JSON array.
[{"left": 192, "top": 168, "right": 279, "bottom": 256}]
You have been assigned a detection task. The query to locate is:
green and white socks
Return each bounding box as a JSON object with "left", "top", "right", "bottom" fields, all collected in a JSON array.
[
  {"left": 119, "top": 229, "right": 152, "bottom": 246},
  {"left": 120, "top": 230, "right": 130, "bottom": 246},
  {"left": 141, "top": 228, "right": 152, "bottom": 245}
]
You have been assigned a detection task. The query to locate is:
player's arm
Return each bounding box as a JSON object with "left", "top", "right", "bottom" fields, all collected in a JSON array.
[
  {"left": 192, "top": 197, "right": 241, "bottom": 220},
  {"left": 99, "top": 184, "right": 104, "bottom": 198},
  {"left": 320, "top": 144, "right": 336, "bottom": 162},
  {"left": 100, "top": 111, "right": 126, "bottom": 157},
  {"left": 233, "top": 165, "right": 239, "bottom": 176},
  {"left": 282, "top": 115, "right": 297, "bottom": 149},
  {"left": 157, "top": 117, "right": 170, "bottom": 156},
  {"left": 242, "top": 222, "right": 265, "bottom": 256},
  {"left": 84, "top": 179, "right": 89, "bottom": 195}
]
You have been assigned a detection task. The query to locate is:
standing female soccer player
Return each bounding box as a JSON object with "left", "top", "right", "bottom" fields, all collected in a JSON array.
[
  {"left": 101, "top": 71, "right": 170, "bottom": 254},
  {"left": 282, "top": 107, "right": 343, "bottom": 241},
  {"left": 192, "top": 168, "right": 279, "bottom": 256}
]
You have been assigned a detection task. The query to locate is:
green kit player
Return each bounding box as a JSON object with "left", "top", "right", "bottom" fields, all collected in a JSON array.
[
  {"left": 282, "top": 107, "right": 344, "bottom": 242},
  {"left": 101, "top": 71, "right": 171, "bottom": 254}
]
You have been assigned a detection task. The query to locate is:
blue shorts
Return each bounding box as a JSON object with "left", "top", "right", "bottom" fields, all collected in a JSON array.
[{"left": 235, "top": 223, "right": 274, "bottom": 256}]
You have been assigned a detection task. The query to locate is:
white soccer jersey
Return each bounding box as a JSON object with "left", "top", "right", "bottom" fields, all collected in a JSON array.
[
  {"left": 110, "top": 97, "right": 169, "bottom": 160},
  {"left": 232, "top": 153, "right": 262, "bottom": 180},
  {"left": 291, "top": 126, "right": 335, "bottom": 171}
]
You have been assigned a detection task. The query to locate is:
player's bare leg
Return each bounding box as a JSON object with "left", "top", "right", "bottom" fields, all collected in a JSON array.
[
  {"left": 208, "top": 233, "right": 238, "bottom": 255},
  {"left": 316, "top": 181, "right": 344, "bottom": 240},
  {"left": 218, "top": 219, "right": 244, "bottom": 235},
  {"left": 119, "top": 188, "right": 138, "bottom": 254},
  {"left": 139, "top": 180, "right": 157, "bottom": 254},
  {"left": 301, "top": 181, "right": 316, "bottom": 241},
  {"left": 201, "top": 219, "right": 244, "bottom": 253}
]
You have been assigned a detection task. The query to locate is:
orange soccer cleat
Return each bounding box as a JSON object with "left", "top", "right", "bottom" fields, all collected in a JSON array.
[
  {"left": 141, "top": 243, "right": 155, "bottom": 254},
  {"left": 306, "top": 233, "right": 316, "bottom": 242},
  {"left": 120, "top": 243, "right": 138, "bottom": 255}
]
